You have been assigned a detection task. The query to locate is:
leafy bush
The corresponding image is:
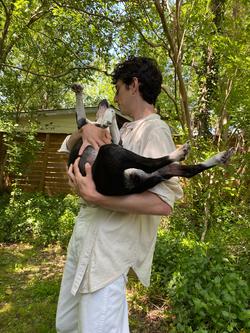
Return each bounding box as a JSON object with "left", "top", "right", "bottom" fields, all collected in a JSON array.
[
  {"left": 0, "top": 188, "right": 78, "bottom": 247},
  {"left": 150, "top": 229, "right": 250, "bottom": 332},
  {"left": 2, "top": 121, "right": 44, "bottom": 176}
]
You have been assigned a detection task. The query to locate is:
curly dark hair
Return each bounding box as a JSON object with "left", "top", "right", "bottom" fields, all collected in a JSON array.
[{"left": 112, "top": 56, "right": 162, "bottom": 105}]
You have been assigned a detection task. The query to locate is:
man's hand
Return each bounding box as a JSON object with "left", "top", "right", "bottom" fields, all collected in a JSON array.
[
  {"left": 79, "top": 123, "right": 111, "bottom": 154},
  {"left": 68, "top": 158, "right": 101, "bottom": 204}
]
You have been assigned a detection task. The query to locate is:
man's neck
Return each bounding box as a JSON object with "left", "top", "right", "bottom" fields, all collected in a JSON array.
[{"left": 132, "top": 102, "right": 156, "bottom": 121}]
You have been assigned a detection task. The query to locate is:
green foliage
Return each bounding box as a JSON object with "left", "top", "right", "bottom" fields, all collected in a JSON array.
[
  {"left": 150, "top": 230, "right": 249, "bottom": 332},
  {"left": 2, "top": 121, "right": 43, "bottom": 176},
  {"left": 0, "top": 189, "right": 78, "bottom": 247},
  {"left": 0, "top": 177, "right": 249, "bottom": 332},
  {"left": 146, "top": 138, "right": 249, "bottom": 332},
  {"left": 168, "top": 138, "right": 249, "bottom": 239}
]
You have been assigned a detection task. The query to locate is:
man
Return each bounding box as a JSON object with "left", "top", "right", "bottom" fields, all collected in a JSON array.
[{"left": 56, "top": 56, "right": 183, "bottom": 333}]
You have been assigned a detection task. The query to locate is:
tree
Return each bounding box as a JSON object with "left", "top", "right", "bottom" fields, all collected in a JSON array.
[{"left": 0, "top": 0, "right": 249, "bottom": 213}]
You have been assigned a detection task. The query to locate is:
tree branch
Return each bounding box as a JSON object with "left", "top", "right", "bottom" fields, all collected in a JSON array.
[
  {"left": 161, "top": 84, "right": 179, "bottom": 112},
  {"left": 215, "top": 69, "right": 237, "bottom": 142},
  {"left": 52, "top": 0, "right": 130, "bottom": 25},
  {"left": 138, "top": 0, "right": 168, "bottom": 47},
  {"left": 0, "top": 1, "right": 14, "bottom": 61},
  {"left": 154, "top": 0, "right": 192, "bottom": 137},
  {"left": 0, "top": 0, "right": 8, "bottom": 15},
  {"left": 0, "top": 3, "right": 53, "bottom": 66},
  {"left": 1, "top": 63, "right": 111, "bottom": 78},
  {"left": 28, "top": 27, "right": 84, "bottom": 63},
  {"left": 154, "top": 0, "right": 176, "bottom": 56},
  {"left": 161, "top": 84, "right": 185, "bottom": 130},
  {"left": 131, "top": 21, "right": 163, "bottom": 48}
]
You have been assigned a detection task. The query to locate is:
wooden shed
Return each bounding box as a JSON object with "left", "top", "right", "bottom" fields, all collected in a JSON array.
[{"left": 0, "top": 107, "right": 130, "bottom": 195}]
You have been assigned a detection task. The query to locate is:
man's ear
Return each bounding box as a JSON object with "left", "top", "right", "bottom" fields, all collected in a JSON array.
[{"left": 131, "top": 77, "right": 139, "bottom": 95}]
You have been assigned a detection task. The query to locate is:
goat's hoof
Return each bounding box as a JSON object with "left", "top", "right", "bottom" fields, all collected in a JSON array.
[
  {"left": 177, "top": 142, "right": 191, "bottom": 161},
  {"left": 170, "top": 142, "right": 191, "bottom": 161},
  {"left": 216, "top": 147, "right": 235, "bottom": 164},
  {"left": 182, "top": 142, "right": 191, "bottom": 156},
  {"left": 71, "top": 83, "right": 83, "bottom": 93}
]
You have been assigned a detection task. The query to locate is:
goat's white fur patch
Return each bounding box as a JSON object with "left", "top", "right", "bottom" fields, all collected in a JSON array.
[
  {"left": 202, "top": 151, "right": 228, "bottom": 167},
  {"left": 124, "top": 168, "right": 148, "bottom": 189}
]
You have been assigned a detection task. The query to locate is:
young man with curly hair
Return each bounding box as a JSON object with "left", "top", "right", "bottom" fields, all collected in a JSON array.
[{"left": 56, "top": 56, "right": 183, "bottom": 333}]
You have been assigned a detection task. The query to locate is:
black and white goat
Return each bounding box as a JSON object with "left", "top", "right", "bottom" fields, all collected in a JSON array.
[{"left": 68, "top": 84, "right": 234, "bottom": 196}]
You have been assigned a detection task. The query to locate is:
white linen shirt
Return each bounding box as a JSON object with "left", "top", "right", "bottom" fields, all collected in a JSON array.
[{"left": 59, "top": 113, "right": 183, "bottom": 295}]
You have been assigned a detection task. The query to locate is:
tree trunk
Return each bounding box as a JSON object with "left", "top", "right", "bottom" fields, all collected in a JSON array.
[{"left": 195, "top": 0, "right": 226, "bottom": 138}]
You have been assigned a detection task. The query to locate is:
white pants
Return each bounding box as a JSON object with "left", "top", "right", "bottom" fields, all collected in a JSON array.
[{"left": 56, "top": 273, "right": 130, "bottom": 333}]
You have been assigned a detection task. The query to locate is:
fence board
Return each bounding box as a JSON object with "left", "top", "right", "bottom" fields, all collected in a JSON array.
[{"left": 2, "top": 133, "right": 73, "bottom": 195}]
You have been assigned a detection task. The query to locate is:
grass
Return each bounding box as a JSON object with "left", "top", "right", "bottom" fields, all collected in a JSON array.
[
  {"left": 0, "top": 243, "right": 65, "bottom": 333},
  {"left": 0, "top": 243, "right": 171, "bottom": 333}
]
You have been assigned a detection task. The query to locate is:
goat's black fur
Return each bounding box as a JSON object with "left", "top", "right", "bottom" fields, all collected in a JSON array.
[{"left": 68, "top": 139, "right": 234, "bottom": 196}]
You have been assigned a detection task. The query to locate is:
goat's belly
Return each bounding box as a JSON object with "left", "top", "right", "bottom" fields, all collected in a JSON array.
[
  {"left": 92, "top": 163, "right": 128, "bottom": 196},
  {"left": 91, "top": 144, "right": 131, "bottom": 195}
]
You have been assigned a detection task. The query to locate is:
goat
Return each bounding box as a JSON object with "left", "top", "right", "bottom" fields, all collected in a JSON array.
[{"left": 68, "top": 84, "right": 234, "bottom": 196}]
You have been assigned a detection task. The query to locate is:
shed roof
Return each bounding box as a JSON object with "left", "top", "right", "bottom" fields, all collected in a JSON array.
[{"left": 1, "top": 107, "right": 131, "bottom": 134}]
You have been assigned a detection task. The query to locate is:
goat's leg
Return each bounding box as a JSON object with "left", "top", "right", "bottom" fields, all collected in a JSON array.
[
  {"left": 95, "top": 99, "right": 109, "bottom": 126},
  {"left": 123, "top": 168, "right": 164, "bottom": 193},
  {"left": 123, "top": 148, "right": 234, "bottom": 193},
  {"left": 157, "top": 148, "right": 235, "bottom": 179},
  {"left": 97, "top": 104, "right": 121, "bottom": 145},
  {"left": 95, "top": 143, "right": 190, "bottom": 176},
  {"left": 129, "top": 141, "right": 190, "bottom": 171},
  {"left": 71, "top": 83, "right": 87, "bottom": 129},
  {"left": 95, "top": 101, "right": 121, "bottom": 145},
  {"left": 92, "top": 146, "right": 234, "bottom": 195},
  {"left": 108, "top": 109, "right": 121, "bottom": 145},
  {"left": 167, "top": 142, "right": 190, "bottom": 162}
]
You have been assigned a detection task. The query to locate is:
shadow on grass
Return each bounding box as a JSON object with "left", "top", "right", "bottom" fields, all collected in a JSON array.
[
  {"left": 0, "top": 244, "right": 172, "bottom": 333},
  {"left": 0, "top": 243, "right": 65, "bottom": 333}
]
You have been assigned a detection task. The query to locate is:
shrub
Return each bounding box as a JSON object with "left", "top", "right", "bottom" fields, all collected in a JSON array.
[
  {"left": 150, "top": 229, "right": 250, "bottom": 332},
  {"left": 0, "top": 188, "right": 78, "bottom": 247}
]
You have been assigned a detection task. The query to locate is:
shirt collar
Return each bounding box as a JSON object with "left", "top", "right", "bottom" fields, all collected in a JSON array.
[{"left": 122, "top": 113, "right": 160, "bottom": 130}]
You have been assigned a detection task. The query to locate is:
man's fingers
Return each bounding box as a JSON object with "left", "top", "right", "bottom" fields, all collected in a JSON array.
[
  {"left": 68, "top": 164, "right": 76, "bottom": 187},
  {"left": 79, "top": 142, "right": 89, "bottom": 155},
  {"left": 85, "top": 162, "right": 92, "bottom": 176},
  {"left": 104, "top": 131, "right": 112, "bottom": 142},
  {"left": 80, "top": 124, "right": 111, "bottom": 150},
  {"left": 103, "top": 137, "right": 111, "bottom": 145},
  {"left": 89, "top": 140, "right": 99, "bottom": 151},
  {"left": 73, "top": 157, "right": 81, "bottom": 177},
  {"left": 68, "top": 178, "right": 74, "bottom": 188},
  {"left": 68, "top": 163, "right": 74, "bottom": 178}
]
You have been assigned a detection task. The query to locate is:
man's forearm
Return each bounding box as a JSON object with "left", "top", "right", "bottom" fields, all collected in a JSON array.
[
  {"left": 93, "top": 191, "right": 172, "bottom": 216},
  {"left": 69, "top": 160, "right": 172, "bottom": 216}
]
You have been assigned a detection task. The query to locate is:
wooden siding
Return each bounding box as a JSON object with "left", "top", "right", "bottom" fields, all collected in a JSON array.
[
  {"left": 0, "top": 108, "right": 131, "bottom": 195},
  {"left": 14, "top": 133, "right": 72, "bottom": 195}
]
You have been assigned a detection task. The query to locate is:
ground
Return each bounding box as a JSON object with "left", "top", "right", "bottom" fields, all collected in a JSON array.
[{"left": 0, "top": 243, "right": 171, "bottom": 333}]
